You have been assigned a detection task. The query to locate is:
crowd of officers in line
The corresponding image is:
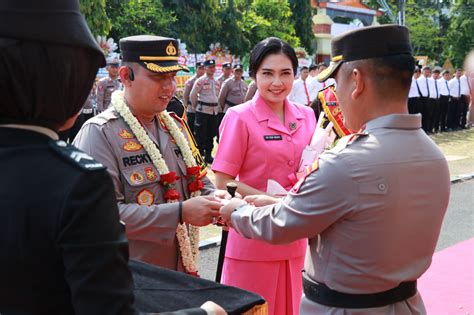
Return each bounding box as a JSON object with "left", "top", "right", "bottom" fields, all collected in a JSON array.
[
  {"left": 65, "top": 57, "right": 472, "bottom": 155},
  {"left": 408, "top": 65, "right": 472, "bottom": 133}
]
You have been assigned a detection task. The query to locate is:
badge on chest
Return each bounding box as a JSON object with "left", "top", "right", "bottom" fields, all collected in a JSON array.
[{"left": 264, "top": 135, "right": 282, "bottom": 141}]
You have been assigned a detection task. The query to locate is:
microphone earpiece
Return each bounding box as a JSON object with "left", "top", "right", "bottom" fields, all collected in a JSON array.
[{"left": 128, "top": 67, "right": 135, "bottom": 81}]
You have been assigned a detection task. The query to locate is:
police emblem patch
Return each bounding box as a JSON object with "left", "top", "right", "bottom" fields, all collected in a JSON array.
[
  {"left": 144, "top": 166, "right": 157, "bottom": 181},
  {"left": 136, "top": 189, "right": 154, "bottom": 206},
  {"left": 119, "top": 129, "right": 135, "bottom": 139},
  {"left": 123, "top": 140, "right": 143, "bottom": 152},
  {"left": 130, "top": 171, "right": 145, "bottom": 185},
  {"left": 289, "top": 122, "right": 297, "bottom": 130}
]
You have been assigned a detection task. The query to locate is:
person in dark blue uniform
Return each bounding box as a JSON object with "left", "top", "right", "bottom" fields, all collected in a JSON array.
[{"left": 0, "top": 1, "right": 228, "bottom": 314}]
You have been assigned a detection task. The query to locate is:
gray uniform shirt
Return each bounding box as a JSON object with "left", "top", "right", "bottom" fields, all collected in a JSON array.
[
  {"left": 244, "top": 80, "right": 257, "bottom": 102},
  {"left": 96, "top": 77, "right": 121, "bottom": 112},
  {"left": 183, "top": 75, "right": 198, "bottom": 114},
  {"left": 218, "top": 77, "right": 248, "bottom": 113},
  {"left": 231, "top": 114, "right": 450, "bottom": 315},
  {"left": 73, "top": 108, "right": 215, "bottom": 271},
  {"left": 190, "top": 75, "right": 220, "bottom": 115}
]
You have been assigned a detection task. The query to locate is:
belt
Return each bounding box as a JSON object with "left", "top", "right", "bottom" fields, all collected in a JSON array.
[
  {"left": 225, "top": 100, "right": 237, "bottom": 107},
  {"left": 198, "top": 101, "right": 218, "bottom": 107},
  {"left": 302, "top": 271, "right": 417, "bottom": 309}
]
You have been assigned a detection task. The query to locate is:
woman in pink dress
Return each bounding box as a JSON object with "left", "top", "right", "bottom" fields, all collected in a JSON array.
[{"left": 212, "top": 37, "right": 316, "bottom": 315}]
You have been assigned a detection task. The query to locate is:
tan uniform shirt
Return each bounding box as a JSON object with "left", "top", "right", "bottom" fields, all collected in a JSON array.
[
  {"left": 231, "top": 114, "right": 450, "bottom": 315},
  {"left": 73, "top": 108, "right": 215, "bottom": 271},
  {"left": 190, "top": 75, "right": 220, "bottom": 115},
  {"left": 96, "top": 77, "right": 121, "bottom": 112},
  {"left": 183, "top": 75, "right": 198, "bottom": 114},
  {"left": 244, "top": 80, "right": 257, "bottom": 102},
  {"left": 218, "top": 77, "right": 248, "bottom": 113}
]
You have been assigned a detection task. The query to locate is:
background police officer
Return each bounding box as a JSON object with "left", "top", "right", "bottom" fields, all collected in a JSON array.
[
  {"left": 190, "top": 59, "right": 220, "bottom": 163},
  {"left": 183, "top": 61, "right": 205, "bottom": 134},
  {"left": 96, "top": 54, "right": 122, "bottom": 113}
]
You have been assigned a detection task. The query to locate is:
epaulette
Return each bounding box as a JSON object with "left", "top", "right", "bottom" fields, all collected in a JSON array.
[
  {"left": 88, "top": 108, "right": 120, "bottom": 126},
  {"left": 329, "top": 131, "right": 368, "bottom": 154},
  {"left": 49, "top": 140, "right": 105, "bottom": 172}
]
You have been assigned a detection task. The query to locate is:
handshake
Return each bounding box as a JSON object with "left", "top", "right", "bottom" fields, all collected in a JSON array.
[{"left": 181, "top": 183, "right": 281, "bottom": 229}]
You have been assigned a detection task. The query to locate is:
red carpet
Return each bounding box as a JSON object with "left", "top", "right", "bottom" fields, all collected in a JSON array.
[{"left": 418, "top": 238, "right": 474, "bottom": 315}]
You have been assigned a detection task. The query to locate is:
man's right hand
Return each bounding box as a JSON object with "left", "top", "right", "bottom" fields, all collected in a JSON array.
[{"left": 182, "top": 196, "right": 221, "bottom": 226}]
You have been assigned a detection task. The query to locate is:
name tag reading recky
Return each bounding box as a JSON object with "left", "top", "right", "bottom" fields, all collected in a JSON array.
[{"left": 264, "top": 135, "right": 282, "bottom": 141}]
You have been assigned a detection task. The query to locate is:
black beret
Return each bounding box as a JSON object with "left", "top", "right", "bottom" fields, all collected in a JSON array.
[
  {"left": 318, "top": 24, "right": 412, "bottom": 82},
  {"left": 120, "top": 35, "right": 189, "bottom": 73},
  {"left": 233, "top": 64, "right": 243, "bottom": 70},
  {"left": 196, "top": 61, "right": 205, "bottom": 68},
  {"left": 0, "top": 0, "right": 105, "bottom": 67},
  {"left": 222, "top": 62, "right": 232, "bottom": 69}
]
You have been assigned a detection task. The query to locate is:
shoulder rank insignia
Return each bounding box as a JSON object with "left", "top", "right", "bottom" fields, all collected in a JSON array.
[
  {"left": 49, "top": 140, "right": 105, "bottom": 171},
  {"left": 123, "top": 140, "right": 143, "bottom": 152},
  {"left": 119, "top": 129, "right": 135, "bottom": 139}
]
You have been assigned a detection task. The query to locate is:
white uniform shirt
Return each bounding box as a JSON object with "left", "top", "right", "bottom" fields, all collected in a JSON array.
[
  {"left": 437, "top": 78, "right": 450, "bottom": 96},
  {"left": 448, "top": 77, "right": 462, "bottom": 98},
  {"left": 288, "top": 78, "right": 311, "bottom": 105},
  {"left": 416, "top": 75, "right": 430, "bottom": 97},
  {"left": 428, "top": 77, "right": 438, "bottom": 99},
  {"left": 408, "top": 77, "right": 420, "bottom": 98}
]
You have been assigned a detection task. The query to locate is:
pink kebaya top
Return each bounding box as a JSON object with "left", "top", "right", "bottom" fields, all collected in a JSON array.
[{"left": 212, "top": 93, "right": 316, "bottom": 260}]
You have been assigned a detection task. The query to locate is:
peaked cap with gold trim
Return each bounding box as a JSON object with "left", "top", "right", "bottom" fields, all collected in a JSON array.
[
  {"left": 120, "top": 35, "right": 189, "bottom": 73},
  {"left": 318, "top": 24, "right": 412, "bottom": 82}
]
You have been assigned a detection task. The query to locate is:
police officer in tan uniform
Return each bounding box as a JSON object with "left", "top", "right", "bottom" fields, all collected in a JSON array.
[
  {"left": 216, "top": 62, "right": 233, "bottom": 128},
  {"left": 218, "top": 64, "right": 248, "bottom": 113},
  {"left": 244, "top": 79, "right": 257, "bottom": 102},
  {"left": 183, "top": 61, "right": 205, "bottom": 135},
  {"left": 74, "top": 36, "right": 228, "bottom": 273},
  {"left": 220, "top": 25, "right": 450, "bottom": 315},
  {"left": 190, "top": 59, "right": 220, "bottom": 163},
  {"left": 96, "top": 55, "right": 122, "bottom": 113}
]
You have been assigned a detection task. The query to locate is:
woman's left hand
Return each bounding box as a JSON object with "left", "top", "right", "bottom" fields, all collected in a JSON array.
[{"left": 219, "top": 198, "right": 247, "bottom": 228}]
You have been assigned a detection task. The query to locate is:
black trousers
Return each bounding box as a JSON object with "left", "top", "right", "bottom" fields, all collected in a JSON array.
[
  {"left": 448, "top": 97, "right": 461, "bottom": 129},
  {"left": 460, "top": 95, "right": 470, "bottom": 127},
  {"left": 408, "top": 97, "right": 422, "bottom": 114},
  {"left": 421, "top": 97, "right": 434, "bottom": 133},
  {"left": 431, "top": 98, "right": 441, "bottom": 132},
  {"left": 194, "top": 111, "right": 218, "bottom": 157},
  {"left": 438, "top": 95, "right": 450, "bottom": 131},
  {"left": 187, "top": 112, "right": 195, "bottom": 136}
]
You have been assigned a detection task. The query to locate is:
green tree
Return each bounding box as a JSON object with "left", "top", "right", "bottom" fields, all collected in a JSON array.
[
  {"left": 236, "top": 0, "right": 300, "bottom": 51},
  {"left": 444, "top": 0, "right": 474, "bottom": 67},
  {"left": 163, "top": 0, "right": 222, "bottom": 53},
  {"left": 217, "top": 0, "right": 248, "bottom": 56},
  {"left": 288, "top": 0, "right": 314, "bottom": 54},
  {"left": 80, "top": 0, "right": 111, "bottom": 36},
  {"left": 107, "top": 0, "right": 176, "bottom": 40}
]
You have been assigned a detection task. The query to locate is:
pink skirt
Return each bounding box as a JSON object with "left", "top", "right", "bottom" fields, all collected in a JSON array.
[{"left": 222, "top": 256, "right": 305, "bottom": 315}]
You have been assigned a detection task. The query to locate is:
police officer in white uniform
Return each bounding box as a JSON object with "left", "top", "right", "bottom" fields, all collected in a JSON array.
[{"left": 220, "top": 25, "right": 450, "bottom": 315}]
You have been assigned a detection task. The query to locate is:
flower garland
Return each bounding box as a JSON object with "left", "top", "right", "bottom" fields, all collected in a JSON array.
[{"left": 112, "top": 90, "right": 203, "bottom": 275}]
